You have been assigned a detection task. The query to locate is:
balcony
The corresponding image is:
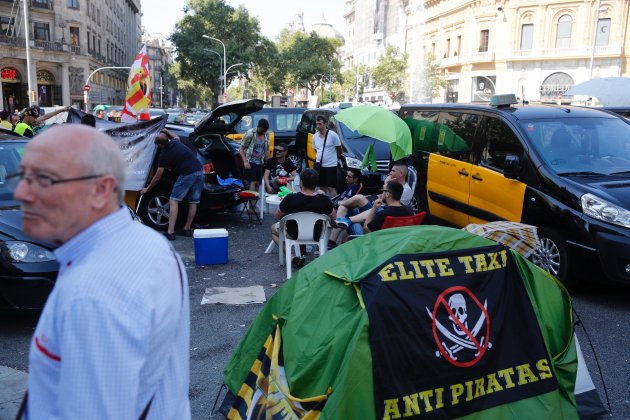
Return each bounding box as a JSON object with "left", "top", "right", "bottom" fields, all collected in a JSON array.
[
  {"left": 440, "top": 55, "right": 462, "bottom": 67},
  {"left": 468, "top": 51, "right": 494, "bottom": 63},
  {"left": 70, "top": 45, "right": 81, "bottom": 54},
  {"left": 30, "top": 0, "right": 53, "bottom": 9},
  {"left": 0, "top": 34, "right": 26, "bottom": 47},
  {"left": 509, "top": 45, "right": 622, "bottom": 60},
  {"left": 34, "top": 39, "right": 62, "bottom": 51}
]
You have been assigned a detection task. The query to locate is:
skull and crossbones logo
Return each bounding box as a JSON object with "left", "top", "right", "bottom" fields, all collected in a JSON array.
[{"left": 426, "top": 287, "right": 492, "bottom": 366}]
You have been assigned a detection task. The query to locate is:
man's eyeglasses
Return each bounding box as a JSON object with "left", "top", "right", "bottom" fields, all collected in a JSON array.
[
  {"left": 7, "top": 171, "right": 105, "bottom": 188},
  {"left": 275, "top": 148, "right": 286, "bottom": 153},
  {"left": 382, "top": 190, "right": 391, "bottom": 194}
]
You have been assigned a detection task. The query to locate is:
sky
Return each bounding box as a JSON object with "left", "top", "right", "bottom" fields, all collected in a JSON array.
[{"left": 140, "top": 0, "right": 346, "bottom": 42}]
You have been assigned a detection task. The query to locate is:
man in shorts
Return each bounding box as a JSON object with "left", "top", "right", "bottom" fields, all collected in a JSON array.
[
  {"left": 239, "top": 118, "right": 270, "bottom": 194},
  {"left": 312, "top": 114, "right": 342, "bottom": 197},
  {"left": 141, "top": 129, "right": 204, "bottom": 240}
]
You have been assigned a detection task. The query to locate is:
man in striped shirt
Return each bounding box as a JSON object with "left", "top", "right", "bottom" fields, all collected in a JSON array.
[{"left": 14, "top": 125, "right": 190, "bottom": 419}]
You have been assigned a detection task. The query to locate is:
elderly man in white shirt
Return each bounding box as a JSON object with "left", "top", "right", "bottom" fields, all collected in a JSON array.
[{"left": 14, "top": 125, "right": 190, "bottom": 419}]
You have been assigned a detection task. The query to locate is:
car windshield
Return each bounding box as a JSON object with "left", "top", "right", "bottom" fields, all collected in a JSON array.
[
  {"left": 337, "top": 121, "right": 367, "bottom": 139},
  {"left": 0, "top": 142, "right": 25, "bottom": 203},
  {"left": 519, "top": 117, "right": 630, "bottom": 176}
]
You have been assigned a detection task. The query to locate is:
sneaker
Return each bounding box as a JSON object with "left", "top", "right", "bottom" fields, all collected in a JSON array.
[
  {"left": 335, "top": 217, "right": 351, "bottom": 230},
  {"left": 165, "top": 232, "right": 176, "bottom": 241},
  {"left": 183, "top": 229, "right": 193, "bottom": 237}
]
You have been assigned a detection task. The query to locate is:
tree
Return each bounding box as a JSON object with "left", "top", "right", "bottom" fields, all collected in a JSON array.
[
  {"left": 371, "top": 45, "right": 408, "bottom": 101},
  {"left": 338, "top": 64, "right": 368, "bottom": 101},
  {"left": 419, "top": 53, "right": 446, "bottom": 102},
  {"left": 280, "top": 32, "right": 342, "bottom": 96},
  {"left": 170, "top": 0, "right": 262, "bottom": 106}
]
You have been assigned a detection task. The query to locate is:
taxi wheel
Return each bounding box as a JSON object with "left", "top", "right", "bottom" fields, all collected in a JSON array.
[
  {"left": 138, "top": 191, "right": 172, "bottom": 231},
  {"left": 531, "top": 228, "right": 570, "bottom": 285}
]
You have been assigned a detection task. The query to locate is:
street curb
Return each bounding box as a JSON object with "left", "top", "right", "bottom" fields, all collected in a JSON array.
[{"left": 0, "top": 366, "right": 27, "bottom": 420}]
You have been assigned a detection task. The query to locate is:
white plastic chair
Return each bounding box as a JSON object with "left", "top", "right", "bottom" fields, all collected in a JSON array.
[{"left": 278, "top": 212, "right": 330, "bottom": 278}]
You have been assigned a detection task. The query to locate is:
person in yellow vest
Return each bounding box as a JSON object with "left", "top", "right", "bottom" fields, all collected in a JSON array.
[{"left": 13, "top": 106, "right": 39, "bottom": 138}]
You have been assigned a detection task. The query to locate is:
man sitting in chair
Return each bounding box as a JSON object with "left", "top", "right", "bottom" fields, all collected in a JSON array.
[
  {"left": 363, "top": 181, "right": 414, "bottom": 233},
  {"left": 335, "top": 162, "right": 412, "bottom": 220},
  {"left": 263, "top": 142, "right": 297, "bottom": 194},
  {"left": 271, "top": 168, "right": 335, "bottom": 267}
]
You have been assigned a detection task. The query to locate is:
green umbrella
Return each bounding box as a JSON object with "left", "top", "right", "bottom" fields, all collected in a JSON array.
[{"left": 335, "top": 105, "right": 412, "bottom": 161}]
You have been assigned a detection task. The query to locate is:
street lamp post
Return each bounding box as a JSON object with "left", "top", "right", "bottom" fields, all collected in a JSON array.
[
  {"left": 203, "top": 48, "right": 223, "bottom": 79},
  {"left": 202, "top": 35, "right": 227, "bottom": 101},
  {"left": 84, "top": 66, "right": 130, "bottom": 112}
]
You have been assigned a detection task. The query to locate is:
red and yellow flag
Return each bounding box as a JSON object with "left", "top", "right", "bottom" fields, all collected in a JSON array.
[{"left": 121, "top": 45, "right": 152, "bottom": 123}]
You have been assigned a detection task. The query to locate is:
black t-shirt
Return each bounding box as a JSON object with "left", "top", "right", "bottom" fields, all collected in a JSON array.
[
  {"left": 279, "top": 192, "right": 333, "bottom": 239},
  {"left": 367, "top": 205, "right": 415, "bottom": 232},
  {"left": 279, "top": 192, "right": 333, "bottom": 216},
  {"left": 265, "top": 157, "right": 296, "bottom": 178},
  {"left": 157, "top": 140, "right": 202, "bottom": 175}
]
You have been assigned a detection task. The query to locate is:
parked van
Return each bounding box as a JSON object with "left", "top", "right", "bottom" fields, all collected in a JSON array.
[
  {"left": 230, "top": 107, "right": 306, "bottom": 170},
  {"left": 399, "top": 94, "right": 630, "bottom": 285}
]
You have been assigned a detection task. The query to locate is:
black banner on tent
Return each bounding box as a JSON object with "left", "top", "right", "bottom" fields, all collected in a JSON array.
[{"left": 361, "top": 244, "right": 558, "bottom": 419}]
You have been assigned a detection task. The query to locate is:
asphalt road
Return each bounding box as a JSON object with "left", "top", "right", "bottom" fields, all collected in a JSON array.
[{"left": 1, "top": 210, "right": 629, "bottom": 419}]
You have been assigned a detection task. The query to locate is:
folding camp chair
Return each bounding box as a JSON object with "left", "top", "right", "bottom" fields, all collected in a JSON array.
[{"left": 381, "top": 211, "right": 427, "bottom": 229}]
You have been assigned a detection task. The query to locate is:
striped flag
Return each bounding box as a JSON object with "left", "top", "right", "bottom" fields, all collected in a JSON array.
[{"left": 121, "top": 45, "right": 152, "bottom": 123}]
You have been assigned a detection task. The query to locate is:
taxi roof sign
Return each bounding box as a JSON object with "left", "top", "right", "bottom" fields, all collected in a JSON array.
[{"left": 490, "top": 94, "right": 517, "bottom": 107}]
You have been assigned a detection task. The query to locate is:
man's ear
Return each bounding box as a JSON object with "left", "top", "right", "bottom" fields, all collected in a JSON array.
[{"left": 90, "top": 175, "right": 118, "bottom": 209}]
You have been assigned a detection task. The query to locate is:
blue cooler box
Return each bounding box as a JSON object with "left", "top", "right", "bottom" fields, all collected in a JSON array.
[{"left": 193, "top": 228, "right": 228, "bottom": 265}]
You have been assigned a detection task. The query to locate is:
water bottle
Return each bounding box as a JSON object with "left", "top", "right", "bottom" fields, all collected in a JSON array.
[{"left": 292, "top": 173, "right": 300, "bottom": 190}]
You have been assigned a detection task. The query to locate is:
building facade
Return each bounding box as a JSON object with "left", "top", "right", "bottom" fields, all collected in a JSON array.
[
  {"left": 0, "top": 0, "right": 141, "bottom": 112},
  {"left": 344, "top": 0, "right": 630, "bottom": 104},
  {"left": 143, "top": 32, "right": 175, "bottom": 109}
]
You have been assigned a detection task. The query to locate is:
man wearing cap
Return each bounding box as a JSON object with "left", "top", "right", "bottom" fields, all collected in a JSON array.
[
  {"left": 13, "top": 106, "right": 39, "bottom": 138},
  {"left": 263, "top": 142, "right": 297, "bottom": 194}
]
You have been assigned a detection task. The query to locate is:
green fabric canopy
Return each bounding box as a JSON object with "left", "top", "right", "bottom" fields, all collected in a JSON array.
[{"left": 335, "top": 105, "right": 412, "bottom": 161}]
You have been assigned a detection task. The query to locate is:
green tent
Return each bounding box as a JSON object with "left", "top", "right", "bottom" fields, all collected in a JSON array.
[{"left": 223, "top": 226, "right": 598, "bottom": 419}]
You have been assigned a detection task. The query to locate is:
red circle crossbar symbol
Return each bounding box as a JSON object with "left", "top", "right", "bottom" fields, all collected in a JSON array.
[{"left": 432, "top": 285, "right": 490, "bottom": 367}]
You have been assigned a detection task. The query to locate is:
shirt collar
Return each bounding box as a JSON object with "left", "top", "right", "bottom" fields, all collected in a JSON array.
[{"left": 54, "top": 206, "right": 131, "bottom": 267}]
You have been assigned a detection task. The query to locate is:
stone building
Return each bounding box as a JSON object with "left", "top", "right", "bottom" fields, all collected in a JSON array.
[
  {"left": 143, "top": 32, "right": 175, "bottom": 109},
  {"left": 0, "top": 0, "right": 141, "bottom": 112},
  {"left": 344, "top": 0, "right": 630, "bottom": 104}
]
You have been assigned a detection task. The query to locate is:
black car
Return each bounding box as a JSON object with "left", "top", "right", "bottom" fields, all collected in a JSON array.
[
  {"left": 0, "top": 136, "right": 59, "bottom": 310},
  {"left": 136, "top": 99, "right": 265, "bottom": 230},
  {"left": 400, "top": 94, "right": 630, "bottom": 286}
]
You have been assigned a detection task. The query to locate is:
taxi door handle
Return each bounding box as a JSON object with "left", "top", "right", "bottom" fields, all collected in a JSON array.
[
  {"left": 458, "top": 169, "right": 469, "bottom": 176},
  {"left": 472, "top": 174, "right": 483, "bottom": 181}
]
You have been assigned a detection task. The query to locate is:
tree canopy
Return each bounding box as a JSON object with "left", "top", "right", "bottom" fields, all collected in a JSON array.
[
  {"left": 371, "top": 45, "right": 408, "bottom": 101},
  {"left": 170, "top": 0, "right": 264, "bottom": 105}
]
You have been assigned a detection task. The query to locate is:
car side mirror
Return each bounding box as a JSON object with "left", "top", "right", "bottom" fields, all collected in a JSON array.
[{"left": 503, "top": 154, "right": 520, "bottom": 179}]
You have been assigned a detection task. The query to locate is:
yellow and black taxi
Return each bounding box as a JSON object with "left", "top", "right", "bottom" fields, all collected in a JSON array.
[{"left": 400, "top": 94, "right": 630, "bottom": 286}]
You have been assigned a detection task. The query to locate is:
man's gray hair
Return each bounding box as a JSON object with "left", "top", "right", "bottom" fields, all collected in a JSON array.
[{"left": 83, "top": 134, "right": 127, "bottom": 203}]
